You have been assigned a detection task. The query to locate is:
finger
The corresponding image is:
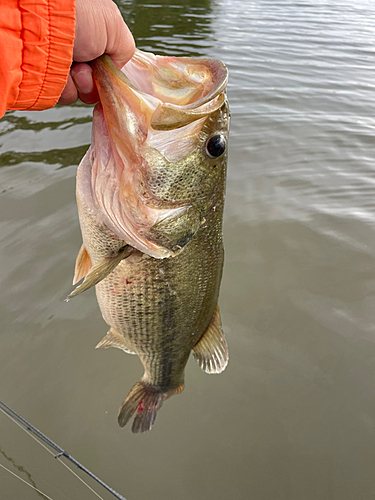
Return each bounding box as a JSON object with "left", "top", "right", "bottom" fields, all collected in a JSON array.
[
  {"left": 71, "top": 63, "right": 100, "bottom": 104},
  {"left": 71, "top": 63, "right": 94, "bottom": 93},
  {"left": 78, "top": 88, "right": 100, "bottom": 105},
  {"left": 71, "top": 63, "right": 99, "bottom": 104},
  {"left": 105, "top": 5, "right": 135, "bottom": 69},
  {"left": 58, "top": 73, "right": 78, "bottom": 105}
]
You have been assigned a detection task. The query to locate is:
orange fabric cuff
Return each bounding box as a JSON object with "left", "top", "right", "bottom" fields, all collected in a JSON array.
[{"left": 9, "top": 0, "right": 75, "bottom": 112}]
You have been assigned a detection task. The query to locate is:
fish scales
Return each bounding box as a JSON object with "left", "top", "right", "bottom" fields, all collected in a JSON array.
[{"left": 71, "top": 49, "right": 230, "bottom": 433}]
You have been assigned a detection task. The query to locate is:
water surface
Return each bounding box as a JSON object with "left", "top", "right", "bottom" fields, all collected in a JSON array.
[{"left": 1, "top": 1, "right": 375, "bottom": 499}]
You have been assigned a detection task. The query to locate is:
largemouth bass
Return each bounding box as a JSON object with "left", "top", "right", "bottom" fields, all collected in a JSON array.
[{"left": 70, "top": 49, "right": 230, "bottom": 433}]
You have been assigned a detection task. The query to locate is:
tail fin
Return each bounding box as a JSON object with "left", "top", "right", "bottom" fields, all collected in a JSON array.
[{"left": 118, "top": 380, "right": 184, "bottom": 433}]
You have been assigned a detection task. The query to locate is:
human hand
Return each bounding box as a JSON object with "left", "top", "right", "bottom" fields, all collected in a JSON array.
[{"left": 58, "top": 0, "right": 135, "bottom": 106}]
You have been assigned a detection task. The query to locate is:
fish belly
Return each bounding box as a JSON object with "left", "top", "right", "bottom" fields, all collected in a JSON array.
[{"left": 95, "top": 221, "right": 223, "bottom": 389}]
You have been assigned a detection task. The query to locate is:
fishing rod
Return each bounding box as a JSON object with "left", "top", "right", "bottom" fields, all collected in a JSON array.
[{"left": 0, "top": 400, "right": 127, "bottom": 500}]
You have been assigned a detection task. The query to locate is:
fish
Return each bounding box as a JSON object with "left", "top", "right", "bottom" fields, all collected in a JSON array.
[{"left": 69, "top": 49, "right": 230, "bottom": 433}]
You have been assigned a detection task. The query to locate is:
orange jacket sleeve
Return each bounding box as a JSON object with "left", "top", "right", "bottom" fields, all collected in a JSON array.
[{"left": 0, "top": 0, "right": 75, "bottom": 118}]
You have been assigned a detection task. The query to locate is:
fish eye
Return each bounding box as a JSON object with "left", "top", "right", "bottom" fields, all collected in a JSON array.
[{"left": 205, "top": 134, "right": 226, "bottom": 158}]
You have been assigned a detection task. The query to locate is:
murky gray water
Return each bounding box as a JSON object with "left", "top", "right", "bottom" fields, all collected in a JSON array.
[{"left": 1, "top": 0, "right": 375, "bottom": 498}]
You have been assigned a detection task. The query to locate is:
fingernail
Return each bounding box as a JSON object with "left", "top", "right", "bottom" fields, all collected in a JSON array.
[{"left": 73, "top": 70, "right": 94, "bottom": 95}]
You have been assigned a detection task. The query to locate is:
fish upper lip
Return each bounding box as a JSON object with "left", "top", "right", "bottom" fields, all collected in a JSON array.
[{"left": 92, "top": 51, "right": 229, "bottom": 132}]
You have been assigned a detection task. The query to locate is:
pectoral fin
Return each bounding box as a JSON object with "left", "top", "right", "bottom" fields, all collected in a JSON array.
[
  {"left": 148, "top": 207, "right": 202, "bottom": 253},
  {"left": 192, "top": 306, "right": 229, "bottom": 374},
  {"left": 73, "top": 245, "right": 92, "bottom": 285},
  {"left": 66, "top": 245, "right": 132, "bottom": 301},
  {"left": 95, "top": 327, "right": 135, "bottom": 355}
]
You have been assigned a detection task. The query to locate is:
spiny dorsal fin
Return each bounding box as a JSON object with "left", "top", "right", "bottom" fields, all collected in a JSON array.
[
  {"left": 192, "top": 305, "right": 229, "bottom": 374},
  {"left": 66, "top": 245, "right": 132, "bottom": 301},
  {"left": 95, "top": 328, "right": 135, "bottom": 355},
  {"left": 73, "top": 244, "right": 92, "bottom": 285}
]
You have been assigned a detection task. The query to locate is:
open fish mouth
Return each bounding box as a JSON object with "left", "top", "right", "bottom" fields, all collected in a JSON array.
[{"left": 87, "top": 50, "right": 229, "bottom": 259}]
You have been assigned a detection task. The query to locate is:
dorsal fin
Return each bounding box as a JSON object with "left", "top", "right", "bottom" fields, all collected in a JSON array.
[
  {"left": 95, "top": 327, "right": 135, "bottom": 355},
  {"left": 73, "top": 244, "right": 92, "bottom": 285},
  {"left": 192, "top": 306, "right": 229, "bottom": 374}
]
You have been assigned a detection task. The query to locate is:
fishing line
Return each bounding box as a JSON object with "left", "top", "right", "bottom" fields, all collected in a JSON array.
[
  {"left": 0, "top": 401, "right": 127, "bottom": 500},
  {"left": 0, "top": 403, "right": 105, "bottom": 500},
  {"left": 0, "top": 462, "right": 54, "bottom": 500}
]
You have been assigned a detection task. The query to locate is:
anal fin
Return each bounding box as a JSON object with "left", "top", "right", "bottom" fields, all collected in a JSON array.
[
  {"left": 192, "top": 305, "right": 229, "bottom": 374},
  {"left": 95, "top": 328, "right": 135, "bottom": 355}
]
